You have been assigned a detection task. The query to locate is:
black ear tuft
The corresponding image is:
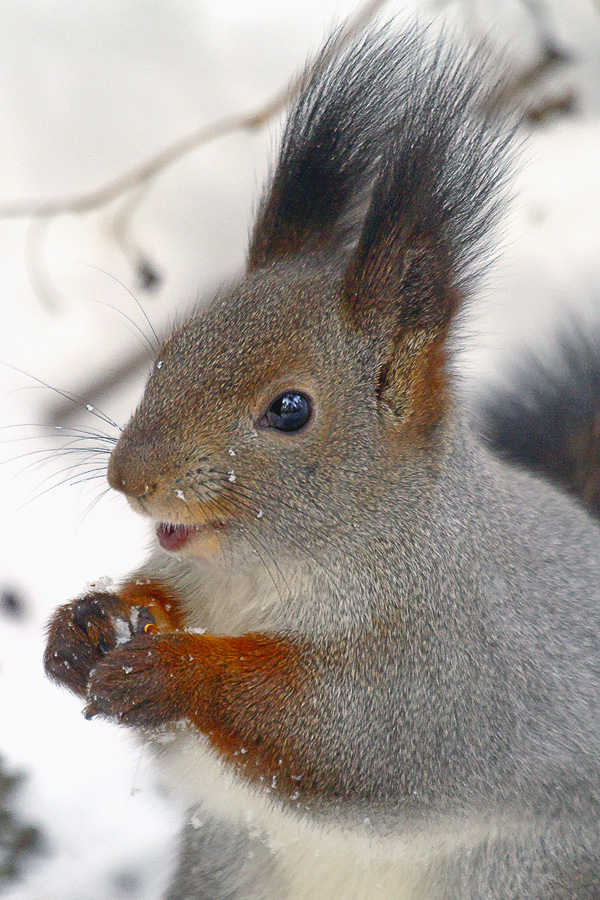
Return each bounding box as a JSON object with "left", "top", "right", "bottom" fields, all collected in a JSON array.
[
  {"left": 248, "top": 28, "right": 442, "bottom": 269},
  {"left": 342, "top": 35, "right": 515, "bottom": 337},
  {"left": 248, "top": 23, "right": 515, "bottom": 433}
]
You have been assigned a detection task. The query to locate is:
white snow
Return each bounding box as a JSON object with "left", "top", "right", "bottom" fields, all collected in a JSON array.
[
  {"left": 113, "top": 617, "right": 133, "bottom": 647},
  {"left": 0, "top": 1, "right": 600, "bottom": 898},
  {"left": 86, "top": 575, "right": 114, "bottom": 593}
]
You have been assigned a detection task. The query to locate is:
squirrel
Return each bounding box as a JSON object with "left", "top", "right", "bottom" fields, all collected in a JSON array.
[{"left": 43, "top": 22, "right": 600, "bottom": 900}]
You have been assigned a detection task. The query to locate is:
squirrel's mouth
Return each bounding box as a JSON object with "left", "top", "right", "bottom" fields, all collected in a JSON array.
[{"left": 156, "top": 521, "right": 226, "bottom": 552}]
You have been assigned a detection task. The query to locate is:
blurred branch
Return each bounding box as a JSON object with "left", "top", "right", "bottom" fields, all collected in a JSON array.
[
  {"left": 493, "top": 42, "right": 575, "bottom": 123},
  {"left": 0, "top": 0, "right": 388, "bottom": 219},
  {"left": 0, "top": 0, "right": 390, "bottom": 314},
  {"left": 24, "top": 217, "right": 62, "bottom": 315},
  {"left": 519, "top": 0, "right": 565, "bottom": 55}
]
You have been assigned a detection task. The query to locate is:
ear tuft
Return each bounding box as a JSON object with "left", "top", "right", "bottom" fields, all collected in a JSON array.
[
  {"left": 342, "top": 37, "right": 514, "bottom": 334},
  {"left": 248, "top": 28, "right": 388, "bottom": 268},
  {"left": 248, "top": 27, "right": 493, "bottom": 270}
]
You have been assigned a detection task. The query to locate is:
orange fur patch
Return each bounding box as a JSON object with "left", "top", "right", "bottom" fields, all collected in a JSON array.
[
  {"left": 119, "top": 579, "right": 185, "bottom": 631},
  {"left": 159, "top": 631, "right": 316, "bottom": 796}
]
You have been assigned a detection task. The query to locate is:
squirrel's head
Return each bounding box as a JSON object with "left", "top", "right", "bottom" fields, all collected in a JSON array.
[{"left": 107, "top": 26, "right": 512, "bottom": 567}]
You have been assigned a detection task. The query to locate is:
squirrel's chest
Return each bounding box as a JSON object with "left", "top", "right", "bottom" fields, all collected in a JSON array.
[{"left": 273, "top": 839, "right": 428, "bottom": 900}]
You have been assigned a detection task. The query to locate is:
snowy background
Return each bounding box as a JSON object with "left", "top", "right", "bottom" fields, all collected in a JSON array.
[{"left": 0, "top": 0, "right": 599, "bottom": 897}]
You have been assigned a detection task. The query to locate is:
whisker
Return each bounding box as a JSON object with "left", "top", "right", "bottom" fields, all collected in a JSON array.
[
  {"left": 1, "top": 422, "right": 116, "bottom": 437},
  {"left": 75, "top": 485, "right": 113, "bottom": 530},
  {"left": 0, "top": 361, "right": 122, "bottom": 432},
  {"left": 2, "top": 439, "right": 112, "bottom": 457},
  {"left": 245, "top": 525, "right": 293, "bottom": 601},
  {"left": 0, "top": 431, "right": 116, "bottom": 450},
  {"left": 220, "top": 480, "right": 341, "bottom": 589},
  {"left": 208, "top": 489, "right": 288, "bottom": 606},
  {"left": 90, "top": 299, "right": 156, "bottom": 359},
  {"left": 66, "top": 470, "right": 111, "bottom": 488},
  {"left": 204, "top": 482, "right": 332, "bottom": 595},
  {"left": 232, "top": 472, "right": 351, "bottom": 549},
  {"left": 238, "top": 526, "right": 286, "bottom": 606},
  {"left": 2, "top": 448, "right": 111, "bottom": 482},
  {"left": 187, "top": 486, "right": 236, "bottom": 570},
  {"left": 81, "top": 263, "right": 161, "bottom": 350},
  {"left": 20, "top": 458, "right": 108, "bottom": 488},
  {"left": 5, "top": 453, "right": 109, "bottom": 488},
  {"left": 1, "top": 468, "right": 106, "bottom": 524},
  {"left": 221, "top": 475, "right": 334, "bottom": 542}
]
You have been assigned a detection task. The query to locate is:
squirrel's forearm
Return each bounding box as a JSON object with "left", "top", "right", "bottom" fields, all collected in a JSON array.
[
  {"left": 85, "top": 628, "right": 329, "bottom": 797},
  {"left": 173, "top": 632, "right": 311, "bottom": 783}
]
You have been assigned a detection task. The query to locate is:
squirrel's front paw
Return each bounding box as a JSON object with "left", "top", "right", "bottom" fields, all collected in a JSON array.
[
  {"left": 44, "top": 593, "right": 156, "bottom": 697},
  {"left": 84, "top": 633, "right": 191, "bottom": 728}
]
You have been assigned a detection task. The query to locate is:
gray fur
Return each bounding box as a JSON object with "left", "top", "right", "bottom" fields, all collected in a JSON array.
[{"left": 143, "top": 270, "right": 600, "bottom": 898}]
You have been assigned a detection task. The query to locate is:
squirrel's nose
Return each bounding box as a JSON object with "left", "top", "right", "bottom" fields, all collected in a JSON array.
[{"left": 107, "top": 445, "right": 157, "bottom": 500}]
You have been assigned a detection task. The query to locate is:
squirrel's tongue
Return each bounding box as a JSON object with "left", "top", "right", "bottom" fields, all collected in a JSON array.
[{"left": 156, "top": 523, "right": 197, "bottom": 551}]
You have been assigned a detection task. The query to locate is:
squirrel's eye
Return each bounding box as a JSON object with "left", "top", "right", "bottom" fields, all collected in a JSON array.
[{"left": 266, "top": 391, "right": 311, "bottom": 432}]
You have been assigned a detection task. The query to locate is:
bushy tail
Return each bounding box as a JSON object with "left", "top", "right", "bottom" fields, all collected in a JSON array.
[{"left": 481, "top": 326, "right": 600, "bottom": 519}]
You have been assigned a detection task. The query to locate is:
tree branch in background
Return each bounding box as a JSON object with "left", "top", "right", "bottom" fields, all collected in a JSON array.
[{"left": 0, "top": 0, "right": 390, "bottom": 315}]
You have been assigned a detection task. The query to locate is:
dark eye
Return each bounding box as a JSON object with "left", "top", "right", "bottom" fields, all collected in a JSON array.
[{"left": 266, "top": 391, "right": 312, "bottom": 432}]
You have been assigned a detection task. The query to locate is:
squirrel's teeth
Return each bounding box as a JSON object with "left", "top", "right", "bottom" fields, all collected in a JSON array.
[{"left": 156, "top": 520, "right": 226, "bottom": 551}]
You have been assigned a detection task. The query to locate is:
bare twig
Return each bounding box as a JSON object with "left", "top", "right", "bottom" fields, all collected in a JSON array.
[
  {"left": 493, "top": 43, "right": 572, "bottom": 111},
  {"left": 24, "top": 217, "right": 62, "bottom": 315},
  {"left": 0, "top": 0, "right": 389, "bottom": 223},
  {"left": 1, "top": 0, "right": 389, "bottom": 314}
]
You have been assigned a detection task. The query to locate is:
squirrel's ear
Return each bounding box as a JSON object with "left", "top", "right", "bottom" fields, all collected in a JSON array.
[
  {"left": 343, "top": 186, "right": 458, "bottom": 435},
  {"left": 341, "top": 47, "right": 513, "bottom": 436}
]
